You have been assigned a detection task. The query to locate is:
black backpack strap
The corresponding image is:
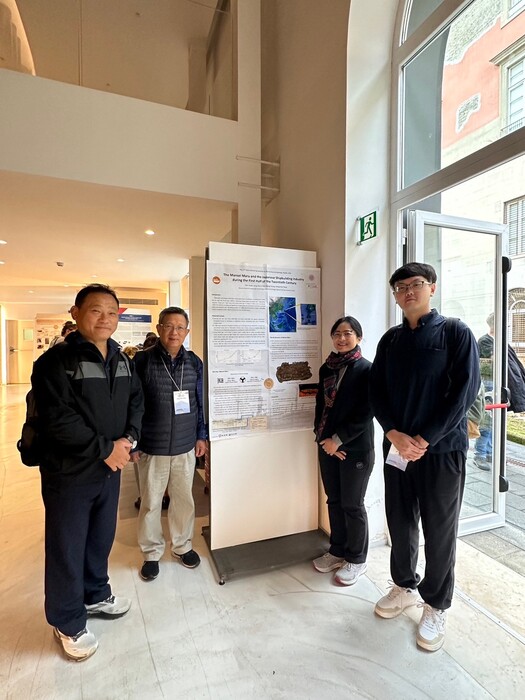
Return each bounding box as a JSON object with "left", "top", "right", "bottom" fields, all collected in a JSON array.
[{"left": 444, "top": 317, "right": 460, "bottom": 353}]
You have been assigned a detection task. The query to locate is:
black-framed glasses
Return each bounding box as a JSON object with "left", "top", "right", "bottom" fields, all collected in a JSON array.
[
  {"left": 393, "top": 280, "right": 432, "bottom": 294},
  {"left": 159, "top": 324, "right": 188, "bottom": 333},
  {"left": 332, "top": 330, "right": 356, "bottom": 339}
]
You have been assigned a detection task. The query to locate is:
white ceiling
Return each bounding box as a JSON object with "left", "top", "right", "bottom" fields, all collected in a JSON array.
[
  {"left": 0, "top": 170, "right": 234, "bottom": 304},
  {"left": 0, "top": 0, "right": 234, "bottom": 312}
]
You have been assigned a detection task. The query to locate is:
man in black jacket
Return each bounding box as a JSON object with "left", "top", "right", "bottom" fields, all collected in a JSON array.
[
  {"left": 31, "top": 284, "right": 144, "bottom": 661},
  {"left": 133, "top": 307, "right": 207, "bottom": 582},
  {"left": 370, "top": 263, "right": 480, "bottom": 653}
]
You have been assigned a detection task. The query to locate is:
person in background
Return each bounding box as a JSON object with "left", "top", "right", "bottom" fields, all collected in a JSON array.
[
  {"left": 475, "top": 312, "right": 525, "bottom": 470},
  {"left": 143, "top": 332, "right": 158, "bottom": 350},
  {"left": 49, "top": 320, "right": 77, "bottom": 348},
  {"left": 123, "top": 345, "right": 138, "bottom": 360},
  {"left": 133, "top": 307, "right": 207, "bottom": 581},
  {"left": 31, "top": 284, "right": 144, "bottom": 661},
  {"left": 312, "top": 315, "right": 374, "bottom": 586},
  {"left": 370, "top": 262, "right": 479, "bottom": 653}
]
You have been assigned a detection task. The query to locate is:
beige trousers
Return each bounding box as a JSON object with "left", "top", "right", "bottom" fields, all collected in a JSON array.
[{"left": 137, "top": 451, "right": 196, "bottom": 560}]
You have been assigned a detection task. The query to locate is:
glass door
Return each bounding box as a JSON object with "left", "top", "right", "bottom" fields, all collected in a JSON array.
[{"left": 407, "top": 210, "right": 508, "bottom": 535}]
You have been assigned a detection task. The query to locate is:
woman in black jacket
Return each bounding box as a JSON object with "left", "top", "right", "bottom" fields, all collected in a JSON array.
[{"left": 313, "top": 315, "right": 374, "bottom": 585}]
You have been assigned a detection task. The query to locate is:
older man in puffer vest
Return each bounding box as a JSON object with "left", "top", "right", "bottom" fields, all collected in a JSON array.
[{"left": 133, "top": 306, "right": 207, "bottom": 582}]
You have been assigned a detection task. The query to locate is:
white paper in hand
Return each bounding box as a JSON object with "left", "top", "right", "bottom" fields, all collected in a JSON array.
[{"left": 386, "top": 444, "right": 409, "bottom": 471}]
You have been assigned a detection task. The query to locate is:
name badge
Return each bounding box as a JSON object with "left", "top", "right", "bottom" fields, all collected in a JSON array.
[{"left": 173, "top": 390, "right": 190, "bottom": 415}]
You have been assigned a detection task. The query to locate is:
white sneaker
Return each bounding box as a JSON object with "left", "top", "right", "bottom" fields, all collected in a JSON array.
[
  {"left": 54, "top": 627, "right": 98, "bottom": 661},
  {"left": 374, "top": 583, "right": 420, "bottom": 618},
  {"left": 85, "top": 594, "right": 131, "bottom": 618},
  {"left": 334, "top": 562, "right": 368, "bottom": 586},
  {"left": 416, "top": 603, "right": 447, "bottom": 652},
  {"left": 313, "top": 552, "right": 344, "bottom": 573}
]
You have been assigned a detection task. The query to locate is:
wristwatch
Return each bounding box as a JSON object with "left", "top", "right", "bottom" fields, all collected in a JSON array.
[{"left": 124, "top": 434, "right": 138, "bottom": 450}]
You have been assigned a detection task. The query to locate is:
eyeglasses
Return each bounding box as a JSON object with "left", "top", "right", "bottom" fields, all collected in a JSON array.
[
  {"left": 159, "top": 324, "right": 188, "bottom": 333},
  {"left": 332, "top": 330, "right": 356, "bottom": 339},
  {"left": 393, "top": 280, "right": 432, "bottom": 294}
]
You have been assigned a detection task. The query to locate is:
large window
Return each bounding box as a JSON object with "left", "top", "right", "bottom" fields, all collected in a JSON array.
[
  {"left": 392, "top": 0, "right": 525, "bottom": 332},
  {"left": 401, "top": 0, "right": 525, "bottom": 189}
]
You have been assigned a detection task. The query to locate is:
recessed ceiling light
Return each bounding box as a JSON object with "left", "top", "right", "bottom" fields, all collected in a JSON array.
[
  {"left": 91, "top": 274, "right": 98, "bottom": 278},
  {"left": 0, "top": 260, "right": 5, "bottom": 265},
  {"left": 0, "top": 240, "right": 7, "bottom": 245},
  {"left": 116, "top": 258, "right": 125, "bottom": 263},
  {"left": 28, "top": 290, "right": 34, "bottom": 294},
  {"left": 145, "top": 229, "right": 155, "bottom": 236}
]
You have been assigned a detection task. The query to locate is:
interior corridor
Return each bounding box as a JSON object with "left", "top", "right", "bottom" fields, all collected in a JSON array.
[{"left": 1, "top": 385, "right": 524, "bottom": 699}]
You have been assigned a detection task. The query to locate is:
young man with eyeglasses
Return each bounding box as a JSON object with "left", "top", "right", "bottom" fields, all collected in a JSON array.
[
  {"left": 132, "top": 307, "right": 207, "bottom": 581},
  {"left": 369, "top": 262, "right": 480, "bottom": 652}
]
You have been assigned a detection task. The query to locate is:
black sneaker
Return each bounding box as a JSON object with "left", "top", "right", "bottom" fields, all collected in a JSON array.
[
  {"left": 172, "top": 550, "right": 200, "bottom": 569},
  {"left": 140, "top": 561, "right": 159, "bottom": 581}
]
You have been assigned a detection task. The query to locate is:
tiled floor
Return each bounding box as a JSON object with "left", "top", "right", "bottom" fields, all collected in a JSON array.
[
  {"left": 461, "top": 439, "right": 525, "bottom": 577},
  {"left": 1, "top": 385, "right": 525, "bottom": 699}
]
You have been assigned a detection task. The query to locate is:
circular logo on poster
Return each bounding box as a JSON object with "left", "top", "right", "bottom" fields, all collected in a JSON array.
[
  {"left": 212, "top": 276, "right": 221, "bottom": 285},
  {"left": 263, "top": 378, "right": 274, "bottom": 389}
]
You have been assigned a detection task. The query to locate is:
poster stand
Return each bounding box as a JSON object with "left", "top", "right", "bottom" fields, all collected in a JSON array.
[
  {"left": 203, "top": 242, "right": 325, "bottom": 583},
  {"left": 202, "top": 525, "right": 328, "bottom": 585}
]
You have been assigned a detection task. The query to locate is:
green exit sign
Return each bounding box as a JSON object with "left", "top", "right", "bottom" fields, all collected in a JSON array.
[{"left": 359, "top": 211, "right": 377, "bottom": 244}]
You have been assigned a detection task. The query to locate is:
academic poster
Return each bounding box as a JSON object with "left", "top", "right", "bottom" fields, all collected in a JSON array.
[{"left": 207, "top": 262, "right": 321, "bottom": 440}]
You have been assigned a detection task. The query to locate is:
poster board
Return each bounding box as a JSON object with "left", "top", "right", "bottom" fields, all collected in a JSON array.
[{"left": 207, "top": 242, "right": 320, "bottom": 550}]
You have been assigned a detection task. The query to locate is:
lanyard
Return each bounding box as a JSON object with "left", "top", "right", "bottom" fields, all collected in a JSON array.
[{"left": 160, "top": 356, "right": 184, "bottom": 391}]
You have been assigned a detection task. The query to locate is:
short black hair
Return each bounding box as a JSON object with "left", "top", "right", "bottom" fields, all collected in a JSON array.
[
  {"left": 389, "top": 262, "right": 437, "bottom": 288},
  {"left": 158, "top": 306, "right": 189, "bottom": 326},
  {"left": 330, "top": 315, "right": 363, "bottom": 339},
  {"left": 74, "top": 283, "right": 119, "bottom": 308},
  {"left": 61, "top": 321, "right": 76, "bottom": 336}
]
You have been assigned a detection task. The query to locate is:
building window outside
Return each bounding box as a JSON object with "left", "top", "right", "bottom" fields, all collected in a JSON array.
[
  {"left": 507, "top": 58, "right": 525, "bottom": 132},
  {"left": 509, "top": 289, "right": 525, "bottom": 357},
  {"left": 509, "top": 0, "right": 525, "bottom": 20},
  {"left": 506, "top": 196, "right": 525, "bottom": 256}
]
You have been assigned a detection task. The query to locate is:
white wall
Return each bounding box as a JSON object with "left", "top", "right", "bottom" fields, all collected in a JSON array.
[
  {"left": 345, "top": 1, "right": 398, "bottom": 544},
  {"left": 261, "top": 0, "right": 397, "bottom": 546},
  {"left": 261, "top": 0, "right": 350, "bottom": 351},
  {"left": 0, "top": 69, "right": 238, "bottom": 203}
]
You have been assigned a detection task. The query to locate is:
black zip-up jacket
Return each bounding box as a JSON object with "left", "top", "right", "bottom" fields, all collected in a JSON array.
[
  {"left": 31, "top": 332, "right": 144, "bottom": 482},
  {"left": 314, "top": 354, "right": 374, "bottom": 454},
  {"left": 370, "top": 310, "right": 480, "bottom": 453}
]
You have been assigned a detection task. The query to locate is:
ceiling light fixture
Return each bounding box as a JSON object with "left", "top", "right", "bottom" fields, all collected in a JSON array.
[
  {"left": 116, "top": 258, "right": 125, "bottom": 263},
  {"left": 0, "top": 260, "right": 5, "bottom": 265},
  {"left": 145, "top": 229, "right": 155, "bottom": 236},
  {"left": 0, "top": 240, "right": 7, "bottom": 245},
  {"left": 28, "top": 290, "right": 34, "bottom": 294},
  {"left": 91, "top": 274, "right": 98, "bottom": 278}
]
